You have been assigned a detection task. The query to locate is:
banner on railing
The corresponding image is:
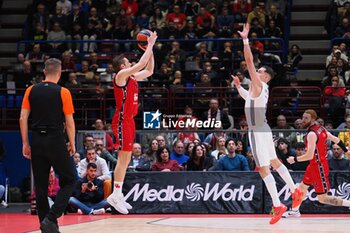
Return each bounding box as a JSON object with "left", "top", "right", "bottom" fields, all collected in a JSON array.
[
  {"left": 123, "top": 171, "right": 263, "bottom": 214},
  {"left": 115, "top": 171, "right": 350, "bottom": 214}
]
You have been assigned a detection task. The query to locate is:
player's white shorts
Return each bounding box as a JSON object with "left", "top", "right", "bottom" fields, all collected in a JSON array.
[{"left": 248, "top": 126, "right": 278, "bottom": 167}]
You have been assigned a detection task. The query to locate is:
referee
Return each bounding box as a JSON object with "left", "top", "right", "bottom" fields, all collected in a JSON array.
[{"left": 20, "top": 58, "right": 76, "bottom": 233}]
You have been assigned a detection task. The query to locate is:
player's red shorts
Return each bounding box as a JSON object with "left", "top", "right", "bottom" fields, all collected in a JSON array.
[
  {"left": 302, "top": 161, "right": 330, "bottom": 194},
  {"left": 112, "top": 117, "right": 135, "bottom": 152}
]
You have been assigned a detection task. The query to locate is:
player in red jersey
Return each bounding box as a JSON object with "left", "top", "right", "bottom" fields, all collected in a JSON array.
[
  {"left": 107, "top": 31, "right": 157, "bottom": 214},
  {"left": 284, "top": 109, "right": 350, "bottom": 218}
]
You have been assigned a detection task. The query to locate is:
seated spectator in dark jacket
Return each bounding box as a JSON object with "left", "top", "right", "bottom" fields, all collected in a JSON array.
[
  {"left": 328, "top": 143, "right": 350, "bottom": 170},
  {"left": 25, "top": 44, "right": 45, "bottom": 63},
  {"left": 216, "top": 7, "right": 234, "bottom": 38},
  {"left": 68, "top": 163, "right": 109, "bottom": 215},
  {"left": 290, "top": 142, "right": 309, "bottom": 171},
  {"left": 214, "top": 139, "right": 249, "bottom": 171},
  {"left": 170, "top": 140, "right": 189, "bottom": 166},
  {"left": 186, "top": 145, "right": 214, "bottom": 171},
  {"left": 128, "top": 143, "right": 152, "bottom": 171},
  {"left": 95, "top": 139, "right": 117, "bottom": 167},
  {"left": 276, "top": 138, "right": 296, "bottom": 170},
  {"left": 152, "top": 147, "right": 182, "bottom": 171},
  {"left": 14, "top": 60, "right": 35, "bottom": 91},
  {"left": 201, "top": 98, "right": 231, "bottom": 129}
]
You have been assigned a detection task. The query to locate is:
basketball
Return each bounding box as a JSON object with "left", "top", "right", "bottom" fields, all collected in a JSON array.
[{"left": 136, "top": 29, "right": 151, "bottom": 51}]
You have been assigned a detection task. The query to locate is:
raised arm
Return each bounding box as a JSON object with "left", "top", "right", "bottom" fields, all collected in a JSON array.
[
  {"left": 232, "top": 75, "right": 248, "bottom": 100},
  {"left": 238, "top": 24, "right": 262, "bottom": 90},
  {"left": 116, "top": 31, "right": 157, "bottom": 82},
  {"left": 134, "top": 52, "right": 154, "bottom": 81}
]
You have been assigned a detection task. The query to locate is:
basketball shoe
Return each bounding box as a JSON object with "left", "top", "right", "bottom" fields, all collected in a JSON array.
[
  {"left": 282, "top": 209, "right": 301, "bottom": 218},
  {"left": 269, "top": 204, "right": 287, "bottom": 224},
  {"left": 107, "top": 194, "right": 128, "bottom": 214},
  {"left": 291, "top": 188, "right": 304, "bottom": 208}
]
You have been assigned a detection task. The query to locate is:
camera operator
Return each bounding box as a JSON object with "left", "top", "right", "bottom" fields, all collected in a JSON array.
[{"left": 68, "top": 163, "right": 110, "bottom": 215}]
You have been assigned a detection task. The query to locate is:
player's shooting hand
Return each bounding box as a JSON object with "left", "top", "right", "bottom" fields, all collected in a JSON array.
[
  {"left": 23, "top": 144, "right": 31, "bottom": 160},
  {"left": 238, "top": 23, "right": 250, "bottom": 39},
  {"left": 231, "top": 75, "right": 241, "bottom": 88},
  {"left": 287, "top": 156, "right": 295, "bottom": 164},
  {"left": 148, "top": 31, "right": 158, "bottom": 46}
]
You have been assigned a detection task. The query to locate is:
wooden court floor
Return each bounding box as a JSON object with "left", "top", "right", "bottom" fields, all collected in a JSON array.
[{"left": 1, "top": 214, "right": 350, "bottom": 233}]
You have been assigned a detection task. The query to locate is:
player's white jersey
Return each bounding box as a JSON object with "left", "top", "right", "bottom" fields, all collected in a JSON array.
[{"left": 245, "top": 82, "right": 269, "bottom": 128}]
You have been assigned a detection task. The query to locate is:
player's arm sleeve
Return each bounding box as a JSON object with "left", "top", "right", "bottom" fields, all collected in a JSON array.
[
  {"left": 61, "top": 87, "right": 75, "bottom": 115},
  {"left": 237, "top": 86, "right": 248, "bottom": 100},
  {"left": 21, "top": 85, "right": 33, "bottom": 110}
]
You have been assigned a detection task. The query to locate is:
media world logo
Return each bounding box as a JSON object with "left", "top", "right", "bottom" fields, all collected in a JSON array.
[
  {"left": 143, "top": 110, "right": 222, "bottom": 129},
  {"left": 278, "top": 182, "right": 350, "bottom": 201},
  {"left": 124, "top": 183, "right": 255, "bottom": 202}
]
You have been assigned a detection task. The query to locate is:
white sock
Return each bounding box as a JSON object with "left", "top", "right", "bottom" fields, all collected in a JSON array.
[
  {"left": 342, "top": 199, "right": 350, "bottom": 207},
  {"left": 113, "top": 181, "right": 123, "bottom": 197},
  {"left": 276, "top": 164, "right": 296, "bottom": 193},
  {"left": 263, "top": 174, "right": 281, "bottom": 207}
]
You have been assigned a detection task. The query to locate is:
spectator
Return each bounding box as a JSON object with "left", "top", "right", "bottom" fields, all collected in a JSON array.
[
  {"left": 290, "top": 142, "right": 309, "bottom": 171},
  {"left": 31, "top": 3, "right": 50, "bottom": 32},
  {"left": 264, "top": 19, "right": 282, "bottom": 50},
  {"left": 150, "top": 7, "right": 167, "bottom": 29},
  {"left": 14, "top": 60, "right": 34, "bottom": 90},
  {"left": 78, "top": 146, "right": 111, "bottom": 181},
  {"left": 184, "top": 0, "right": 200, "bottom": 18},
  {"left": 294, "top": 118, "right": 305, "bottom": 144},
  {"left": 61, "top": 51, "right": 76, "bottom": 72},
  {"left": 76, "top": 60, "right": 95, "bottom": 81},
  {"left": 25, "top": 44, "right": 45, "bottom": 63},
  {"left": 185, "top": 141, "right": 195, "bottom": 157},
  {"left": 324, "top": 75, "right": 346, "bottom": 123},
  {"left": 216, "top": 7, "right": 234, "bottom": 38},
  {"left": 78, "top": 134, "right": 94, "bottom": 159},
  {"left": 194, "top": 42, "right": 213, "bottom": 62},
  {"left": 249, "top": 17, "right": 265, "bottom": 38},
  {"left": 121, "top": 0, "right": 138, "bottom": 17},
  {"left": 326, "top": 45, "right": 348, "bottom": 67},
  {"left": 210, "top": 136, "right": 227, "bottom": 160},
  {"left": 195, "top": 61, "right": 218, "bottom": 83},
  {"left": 166, "top": 4, "right": 186, "bottom": 30},
  {"left": 272, "top": 114, "right": 295, "bottom": 141},
  {"left": 67, "top": 23, "right": 83, "bottom": 53},
  {"left": 47, "top": 22, "right": 67, "bottom": 52},
  {"left": 65, "top": 73, "right": 81, "bottom": 96},
  {"left": 186, "top": 145, "right": 214, "bottom": 171},
  {"left": 182, "top": 19, "right": 198, "bottom": 50},
  {"left": 196, "top": 7, "right": 215, "bottom": 30},
  {"left": 276, "top": 138, "right": 296, "bottom": 170},
  {"left": 175, "top": 106, "right": 200, "bottom": 144},
  {"left": 169, "top": 70, "right": 183, "bottom": 90},
  {"left": 196, "top": 18, "right": 217, "bottom": 51},
  {"left": 265, "top": 4, "right": 284, "bottom": 31},
  {"left": 247, "top": 3, "right": 265, "bottom": 27},
  {"left": 161, "top": 20, "right": 183, "bottom": 39},
  {"left": 201, "top": 98, "right": 231, "bottom": 129},
  {"left": 51, "top": 6, "right": 68, "bottom": 32},
  {"left": 68, "top": 163, "right": 109, "bottom": 215},
  {"left": 219, "top": 41, "right": 234, "bottom": 71},
  {"left": 245, "top": 146, "right": 256, "bottom": 170},
  {"left": 31, "top": 23, "right": 47, "bottom": 44},
  {"left": 115, "top": 7, "right": 133, "bottom": 30},
  {"left": 152, "top": 147, "right": 182, "bottom": 171},
  {"left": 79, "top": 0, "right": 92, "bottom": 13},
  {"left": 265, "top": 0, "right": 286, "bottom": 15},
  {"left": 231, "top": 70, "right": 251, "bottom": 89},
  {"left": 322, "top": 65, "right": 344, "bottom": 87},
  {"left": 235, "top": 139, "right": 247, "bottom": 157},
  {"left": 140, "top": 139, "right": 158, "bottom": 170},
  {"left": 170, "top": 140, "right": 189, "bottom": 166},
  {"left": 284, "top": 44, "right": 303, "bottom": 73},
  {"left": 155, "top": 134, "right": 167, "bottom": 147},
  {"left": 95, "top": 139, "right": 117, "bottom": 166},
  {"left": 328, "top": 143, "right": 350, "bottom": 170},
  {"left": 128, "top": 143, "right": 149, "bottom": 171},
  {"left": 73, "top": 152, "right": 81, "bottom": 170},
  {"left": 214, "top": 139, "right": 249, "bottom": 171},
  {"left": 334, "top": 17, "right": 350, "bottom": 38},
  {"left": 136, "top": 12, "right": 150, "bottom": 29},
  {"left": 232, "top": 0, "right": 252, "bottom": 23},
  {"left": 56, "top": 0, "right": 72, "bottom": 15},
  {"left": 68, "top": 4, "right": 87, "bottom": 29}
]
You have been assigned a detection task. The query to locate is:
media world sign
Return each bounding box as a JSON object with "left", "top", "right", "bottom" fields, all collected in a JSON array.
[{"left": 125, "top": 183, "right": 255, "bottom": 202}]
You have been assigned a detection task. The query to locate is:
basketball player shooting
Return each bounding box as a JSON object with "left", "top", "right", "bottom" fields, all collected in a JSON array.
[
  {"left": 232, "top": 23, "right": 303, "bottom": 224},
  {"left": 283, "top": 109, "right": 350, "bottom": 218},
  {"left": 107, "top": 31, "right": 157, "bottom": 214}
]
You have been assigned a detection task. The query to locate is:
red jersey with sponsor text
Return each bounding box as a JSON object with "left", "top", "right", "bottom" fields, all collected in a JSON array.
[
  {"left": 304, "top": 124, "right": 328, "bottom": 164},
  {"left": 113, "top": 75, "right": 138, "bottom": 119}
]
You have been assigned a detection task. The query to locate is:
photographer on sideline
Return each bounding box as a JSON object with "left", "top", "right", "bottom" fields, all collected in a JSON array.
[{"left": 68, "top": 163, "right": 110, "bottom": 215}]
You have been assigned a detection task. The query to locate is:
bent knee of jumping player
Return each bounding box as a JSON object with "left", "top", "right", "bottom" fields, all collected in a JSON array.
[{"left": 258, "top": 166, "right": 271, "bottom": 178}]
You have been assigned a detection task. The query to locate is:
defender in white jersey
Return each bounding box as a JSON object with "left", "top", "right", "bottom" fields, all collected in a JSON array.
[{"left": 232, "top": 24, "right": 303, "bottom": 225}]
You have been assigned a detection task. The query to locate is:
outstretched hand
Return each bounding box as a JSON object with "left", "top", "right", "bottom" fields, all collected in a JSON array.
[
  {"left": 231, "top": 75, "right": 241, "bottom": 88},
  {"left": 147, "top": 31, "right": 158, "bottom": 47},
  {"left": 238, "top": 23, "right": 250, "bottom": 39}
]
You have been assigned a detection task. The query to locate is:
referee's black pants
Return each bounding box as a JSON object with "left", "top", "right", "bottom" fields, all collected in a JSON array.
[{"left": 31, "top": 130, "right": 76, "bottom": 224}]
